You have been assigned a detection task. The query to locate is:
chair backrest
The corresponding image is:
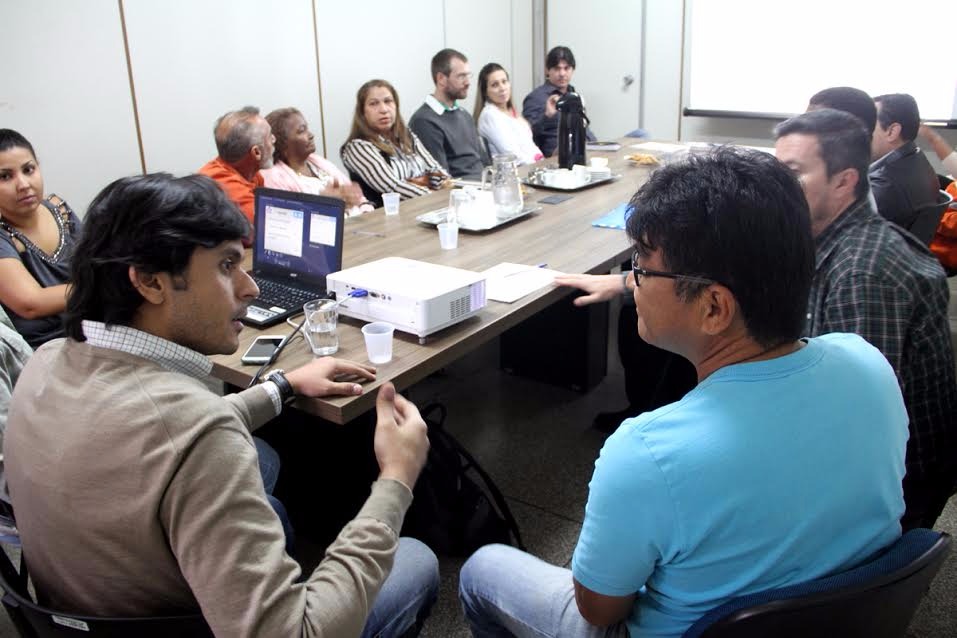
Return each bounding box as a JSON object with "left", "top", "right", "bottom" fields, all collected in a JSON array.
[
  {"left": 346, "top": 169, "right": 384, "bottom": 209},
  {"left": 0, "top": 549, "right": 213, "bottom": 638},
  {"left": 937, "top": 173, "right": 954, "bottom": 192},
  {"left": 909, "top": 189, "right": 954, "bottom": 245},
  {"left": 682, "top": 529, "right": 952, "bottom": 638}
]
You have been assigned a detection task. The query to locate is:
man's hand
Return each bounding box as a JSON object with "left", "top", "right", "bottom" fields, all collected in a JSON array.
[
  {"left": 373, "top": 383, "right": 429, "bottom": 489},
  {"left": 285, "top": 357, "right": 376, "bottom": 397},
  {"left": 545, "top": 93, "right": 560, "bottom": 118},
  {"left": 918, "top": 124, "right": 954, "bottom": 161},
  {"left": 407, "top": 175, "right": 431, "bottom": 188},
  {"left": 555, "top": 273, "right": 630, "bottom": 306},
  {"left": 426, "top": 171, "right": 452, "bottom": 190}
]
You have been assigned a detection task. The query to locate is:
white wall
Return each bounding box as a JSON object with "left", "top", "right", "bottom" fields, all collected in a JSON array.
[
  {"left": 639, "top": 0, "right": 957, "bottom": 174},
  {"left": 641, "top": 0, "right": 682, "bottom": 141},
  {"left": 546, "top": 0, "right": 643, "bottom": 140},
  {"left": 5, "top": 0, "right": 956, "bottom": 219},
  {"left": 0, "top": 1, "right": 142, "bottom": 216},
  {"left": 316, "top": 0, "right": 444, "bottom": 166},
  {"left": 124, "top": 0, "right": 324, "bottom": 175},
  {"left": 320, "top": 0, "right": 532, "bottom": 169},
  {"left": 3, "top": 0, "right": 532, "bottom": 215}
]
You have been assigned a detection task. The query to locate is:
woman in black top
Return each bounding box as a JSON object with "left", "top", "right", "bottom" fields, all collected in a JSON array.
[{"left": 0, "top": 129, "right": 82, "bottom": 348}]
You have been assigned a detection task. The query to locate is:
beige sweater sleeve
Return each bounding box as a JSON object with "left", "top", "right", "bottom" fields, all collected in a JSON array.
[
  {"left": 223, "top": 384, "right": 279, "bottom": 433},
  {"left": 161, "top": 418, "right": 411, "bottom": 638}
]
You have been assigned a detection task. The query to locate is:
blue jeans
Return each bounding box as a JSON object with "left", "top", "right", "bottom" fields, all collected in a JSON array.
[
  {"left": 361, "top": 537, "right": 439, "bottom": 638},
  {"left": 254, "top": 436, "right": 281, "bottom": 495},
  {"left": 459, "top": 544, "right": 629, "bottom": 638},
  {"left": 254, "top": 437, "right": 293, "bottom": 552}
]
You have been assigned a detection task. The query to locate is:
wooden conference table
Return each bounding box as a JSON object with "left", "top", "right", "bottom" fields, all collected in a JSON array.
[{"left": 210, "top": 141, "right": 656, "bottom": 423}]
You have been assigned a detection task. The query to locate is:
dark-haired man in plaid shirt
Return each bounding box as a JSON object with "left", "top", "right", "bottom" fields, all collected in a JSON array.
[{"left": 775, "top": 109, "right": 957, "bottom": 531}]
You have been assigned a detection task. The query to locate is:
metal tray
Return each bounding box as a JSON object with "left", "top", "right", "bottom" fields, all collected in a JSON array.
[
  {"left": 522, "top": 172, "right": 621, "bottom": 192},
  {"left": 416, "top": 204, "right": 542, "bottom": 231}
]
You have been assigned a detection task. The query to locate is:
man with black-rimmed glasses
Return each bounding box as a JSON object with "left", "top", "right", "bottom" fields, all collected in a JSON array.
[{"left": 461, "top": 147, "right": 908, "bottom": 638}]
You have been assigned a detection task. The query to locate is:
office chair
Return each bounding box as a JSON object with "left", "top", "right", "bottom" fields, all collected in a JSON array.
[
  {"left": 682, "top": 528, "right": 951, "bottom": 638},
  {"left": 346, "top": 169, "right": 384, "bottom": 209},
  {"left": 938, "top": 173, "right": 954, "bottom": 192},
  {"left": 0, "top": 548, "right": 213, "bottom": 638},
  {"left": 909, "top": 189, "right": 954, "bottom": 246}
]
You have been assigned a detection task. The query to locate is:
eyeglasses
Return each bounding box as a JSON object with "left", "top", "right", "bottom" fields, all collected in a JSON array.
[{"left": 631, "top": 251, "right": 716, "bottom": 287}]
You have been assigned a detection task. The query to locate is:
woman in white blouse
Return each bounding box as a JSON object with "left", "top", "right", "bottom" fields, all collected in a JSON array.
[
  {"left": 474, "top": 63, "right": 543, "bottom": 165},
  {"left": 340, "top": 79, "right": 449, "bottom": 205}
]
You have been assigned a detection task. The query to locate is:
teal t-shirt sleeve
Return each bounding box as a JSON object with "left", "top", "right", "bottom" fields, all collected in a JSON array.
[{"left": 572, "top": 421, "right": 678, "bottom": 597}]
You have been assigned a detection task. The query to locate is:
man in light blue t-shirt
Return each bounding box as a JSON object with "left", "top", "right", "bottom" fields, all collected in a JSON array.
[{"left": 459, "top": 148, "right": 908, "bottom": 637}]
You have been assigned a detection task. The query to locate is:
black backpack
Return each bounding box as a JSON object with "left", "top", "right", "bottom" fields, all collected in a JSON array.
[{"left": 401, "top": 403, "right": 525, "bottom": 556}]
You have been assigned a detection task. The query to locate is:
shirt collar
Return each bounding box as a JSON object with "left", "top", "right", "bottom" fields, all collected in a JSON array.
[
  {"left": 870, "top": 140, "right": 918, "bottom": 171},
  {"left": 814, "top": 196, "right": 875, "bottom": 264},
  {"left": 425, "top": 94, "right": 458, "bottom": 115},
  {"left": 544, "top": 81, "right": 574, "bottom": 94},
  {"left": 81, "top": 320, "right": 213, "bottom": 379}
]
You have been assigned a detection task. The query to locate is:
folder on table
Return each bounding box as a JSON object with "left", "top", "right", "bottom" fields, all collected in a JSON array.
[{"left": 591, "top": 203, "right": 631, "bottom": 230}]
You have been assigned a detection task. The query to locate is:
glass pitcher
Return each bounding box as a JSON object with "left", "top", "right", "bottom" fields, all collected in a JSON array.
[{"left": 481, "top": 153, "right": 524, "bottom": 216}]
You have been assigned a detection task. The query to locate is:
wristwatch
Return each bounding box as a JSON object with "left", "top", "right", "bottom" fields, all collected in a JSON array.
[{"left": 263, "top": 369, "right": 296, "bottom": 406}]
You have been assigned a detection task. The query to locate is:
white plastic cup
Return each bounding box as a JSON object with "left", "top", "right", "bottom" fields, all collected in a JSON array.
[
  {"left": 361, "top": 321, "right": 395, "bottom": 364},
  {"left": 590, "top": 157, "right": 609, "bottom": 169},
  {"left": 303, "top": 299, "right": 338, "bottom": 356},
  {"left": 448, "top": 189, "right": 470, "bottom": 225},
  {"left": 383, "top": 192, "right": 400, "bottom": 216},
  {"left": 572, "top": 164, "right": 590, "bottom": 184},
  {"left": 437, "top": 222, "right": 459, "bottom": 249}
]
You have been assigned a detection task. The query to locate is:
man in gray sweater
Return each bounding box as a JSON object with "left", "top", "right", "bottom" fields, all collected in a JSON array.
[
  {"left": 4, "top": 173, "right": 438, "bottom": 637},
  {"left": 410, "top": 48, "right": 489, "bottom": 180}
]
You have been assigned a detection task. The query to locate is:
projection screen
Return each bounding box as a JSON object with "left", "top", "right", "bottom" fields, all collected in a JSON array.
[{"left": 684, "top": 0, "right": 957, "bottom": 125}]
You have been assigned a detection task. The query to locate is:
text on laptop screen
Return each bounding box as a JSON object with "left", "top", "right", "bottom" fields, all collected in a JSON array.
[{"left": 255, "top": 192, "right": 340, "bottom": 279}]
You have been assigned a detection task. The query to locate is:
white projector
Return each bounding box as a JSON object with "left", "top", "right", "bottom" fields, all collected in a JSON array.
[{"left": 327, "top": 257, "right": 487, "bottom": 341}]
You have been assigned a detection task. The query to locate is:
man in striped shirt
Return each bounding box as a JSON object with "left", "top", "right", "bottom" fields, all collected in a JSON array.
[{"left": 775, "top": 108, "right": 957, "bottom": 531}]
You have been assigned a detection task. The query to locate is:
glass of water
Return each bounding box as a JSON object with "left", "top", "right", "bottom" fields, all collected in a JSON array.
[{"left": 303, "top": 299, "right": 338, "bottom": 356}]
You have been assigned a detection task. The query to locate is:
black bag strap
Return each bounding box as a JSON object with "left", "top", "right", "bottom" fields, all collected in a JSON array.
[
  {"left": 0, "top": 545, "right": 29, "bottom": 597},
  {"left": 419, "top": 403, "right": 526, "bottom": 551}
]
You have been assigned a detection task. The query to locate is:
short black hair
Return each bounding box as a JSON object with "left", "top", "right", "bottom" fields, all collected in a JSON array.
[
  {"left": 0, "top": 129, "right": 36, "bottom": 159},
  {"left": 65, "top": 173, "right": 250, "bottom": 340},
  {"left": 431, "top": 48, "right": 467, "bottom": 84},
  {"left": 807, "top": 86, "right": 877, "bottom": 135},
  {"left": 774, "top": 108, "right": 872, "bottom": 201},
  {"left": 546, "top": 45, "right": 576, "bottom": 70},
  {"left": 874, "top": 93, "right": 921, "bottom": 142},
  {"left": 626, "top": 147, "right": 814, "bottom": 349}
]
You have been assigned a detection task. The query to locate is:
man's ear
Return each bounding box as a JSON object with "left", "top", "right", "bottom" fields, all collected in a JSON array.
[
  {"left": 833, "top": 166, "right": 860, "bottom": 200},
  {"left": 128, "top": 265, "right": 166, "bottom": 306},
  {"left": 698, "top": 285, "right": 736, "bottom": 337},
  {"left": 250, "top": 144, "right": 263, "bottom": 163},
  {"left": 886, "top": 121, "right": 902, "bottom": 143}
]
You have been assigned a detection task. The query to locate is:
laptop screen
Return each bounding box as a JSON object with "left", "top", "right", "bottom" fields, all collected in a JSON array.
[{"left": 252, "top": 188, "right": 345, "bottom": 287}]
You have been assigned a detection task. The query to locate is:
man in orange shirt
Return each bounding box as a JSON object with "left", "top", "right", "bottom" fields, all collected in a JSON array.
[{"left": 198, "top": 106, "right": 275, "bottom": 245}]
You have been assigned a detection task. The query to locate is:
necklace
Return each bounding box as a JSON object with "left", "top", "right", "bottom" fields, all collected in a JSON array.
[
  {"left": 293, "top": 162, "right": 315, "bottom": 178},
  {"left": 0, "top": 198, "right": 71, "bottom": 264}
]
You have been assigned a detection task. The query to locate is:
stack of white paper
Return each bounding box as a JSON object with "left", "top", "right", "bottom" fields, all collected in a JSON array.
[{"left": 482, "top": 263, "right": 563, "bottom": 303}]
